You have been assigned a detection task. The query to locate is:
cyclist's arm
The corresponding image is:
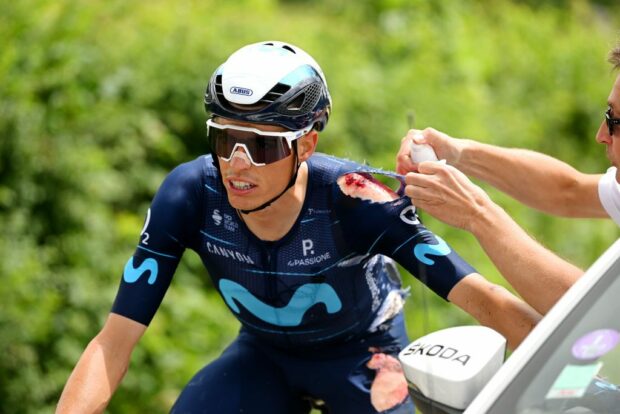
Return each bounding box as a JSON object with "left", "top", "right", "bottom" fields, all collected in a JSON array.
[
  {"left": 333, "top": 169, "right": 540, "bottom": 348},
  {"left": 56, "top": 314, "right": 146, "bottom": 414},
  {"left": 448, "top": 273, "right": 541, "bottom": 350},
  {"left": 56, "top": 159, "right": 204, "bottom": 412}
]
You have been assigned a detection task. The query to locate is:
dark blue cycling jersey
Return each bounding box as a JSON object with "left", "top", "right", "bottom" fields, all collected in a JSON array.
[{"left": 112, "top": 153, "right": 475, "bottom": 347}]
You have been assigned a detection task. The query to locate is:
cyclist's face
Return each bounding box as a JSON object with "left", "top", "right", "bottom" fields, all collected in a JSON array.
[
  {"left": 596, "top": 74, "right": 620, "bottom": 182},
  {"left": 216, "top": 118, "right": 314, "bottom": 211}
]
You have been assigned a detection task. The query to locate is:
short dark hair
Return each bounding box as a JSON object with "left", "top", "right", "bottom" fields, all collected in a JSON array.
[{"left": 608, "top": 43, "right": 620, "bottom": 70}]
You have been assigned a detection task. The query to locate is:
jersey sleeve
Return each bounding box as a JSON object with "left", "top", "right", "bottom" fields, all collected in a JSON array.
[
  {"left": 334, "top": 188, "right": 476, "bottom": 300},
  {"left": 111, "top": 160, "right": 204, "bottom": 325}
]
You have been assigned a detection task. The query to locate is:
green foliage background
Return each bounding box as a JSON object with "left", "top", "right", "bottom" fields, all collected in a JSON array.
[{"left": 1, "top": 0, "right": 619, "bottom": 412}]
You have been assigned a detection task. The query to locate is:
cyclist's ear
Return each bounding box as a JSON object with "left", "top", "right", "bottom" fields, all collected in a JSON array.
[{"left": 297, "top": 130, "right": 318, "bottom": 162}]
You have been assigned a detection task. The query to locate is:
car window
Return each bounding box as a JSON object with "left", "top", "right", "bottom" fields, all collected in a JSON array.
[{"left": 487, "top": 258, "right": 620, "bottom": 413}]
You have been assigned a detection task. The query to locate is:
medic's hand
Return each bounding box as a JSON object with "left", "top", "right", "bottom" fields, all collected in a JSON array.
[
  {"left": 404, "top": 161, "right": 491, "bottom": 232},
  {"left": 395, "top": 128, "right": 464, "bottom": 175}
]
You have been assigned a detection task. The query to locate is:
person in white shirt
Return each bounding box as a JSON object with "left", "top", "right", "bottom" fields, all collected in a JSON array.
[
  {"left": 599, "top": 166, "right": 620, "bottom": 224},
  {"left": 395, "top": 42, "right": 620, "bottom": 315}
]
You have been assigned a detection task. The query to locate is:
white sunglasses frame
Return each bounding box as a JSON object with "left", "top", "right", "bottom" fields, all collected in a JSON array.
[{"left": 206, "top": 119, "right": 312, "bottom": 166}]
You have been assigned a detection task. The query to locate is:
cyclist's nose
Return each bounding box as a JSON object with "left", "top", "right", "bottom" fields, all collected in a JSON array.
[{"left": 229, "top": 147, "right": 252, "bottom": 169}]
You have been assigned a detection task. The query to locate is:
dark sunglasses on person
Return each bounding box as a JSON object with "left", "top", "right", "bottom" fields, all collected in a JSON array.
[
  {"left": 605, "top": 106, "right": 620, "bottom": 136},
  {"left": 206, "top": 119, "right": 312, "bottom": 167}
]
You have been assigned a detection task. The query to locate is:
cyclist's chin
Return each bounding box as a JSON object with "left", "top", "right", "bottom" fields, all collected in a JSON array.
[{"left": 226, "top": 192, "right": 265, "bottom": 211}]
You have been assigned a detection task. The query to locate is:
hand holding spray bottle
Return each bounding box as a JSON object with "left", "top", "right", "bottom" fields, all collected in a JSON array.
[{"left": 407, "top": 111, "right": 439, "bottom": 163}]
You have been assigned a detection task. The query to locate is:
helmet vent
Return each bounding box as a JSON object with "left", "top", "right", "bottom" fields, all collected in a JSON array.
[
  {"left": 302, "top": 82, "right": 322, "bottom": 111},
  {"left": 261, "top": 83, "right": 291, "bottom": 104},
  {"left": 279, "top": 82, "right": 322, "bottom": 115},
  {"left": 214, "top": 74, "right": 224, "bottom": 100},
  {"left": 261, "top": 42, "right": 296, "bottom": 54},
  {"left": 281, "top": 45, "right": 296, "bottom": 54},
  {"left": 286, "top": 94, "right": 306, "bottom": 111}
]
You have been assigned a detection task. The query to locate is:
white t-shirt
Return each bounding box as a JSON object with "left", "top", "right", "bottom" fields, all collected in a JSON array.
[{"left": 598, "top": 167, "right": 620, "bottom": 226}]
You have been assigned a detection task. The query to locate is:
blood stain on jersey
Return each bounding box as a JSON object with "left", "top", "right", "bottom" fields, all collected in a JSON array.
[{"left": 337, "top": 172, "right": 400, "bottom": 203}]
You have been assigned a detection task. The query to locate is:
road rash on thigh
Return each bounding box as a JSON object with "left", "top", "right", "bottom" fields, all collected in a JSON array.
[{"left": 366, "top": 350, "right": 409, "bottom": 411}]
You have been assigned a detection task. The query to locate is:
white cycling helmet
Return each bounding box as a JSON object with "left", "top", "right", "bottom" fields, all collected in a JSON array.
[{"left": 204, "top": 41, "right": 332, "bottom": 131}]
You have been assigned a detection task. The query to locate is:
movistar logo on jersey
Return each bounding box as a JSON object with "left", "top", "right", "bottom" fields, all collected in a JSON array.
[
  {"left": 230, "top": 86, "right": 253, "bottom": 96},
  {"left": 414, "top": 236, "right": 451, "bottom": 265},
  {"left": 123, "top": 256, "right": 159, "bottom": 285},
  {"left": 219, "top": 279, "right": 342, "bottom": 327}
]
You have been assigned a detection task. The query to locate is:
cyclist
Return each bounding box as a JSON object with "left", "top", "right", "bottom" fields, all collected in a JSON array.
[
  {"left": 395, "top": 42, "right": 620, "bottom": 316},
  {"left": 56, "top": 41, "right": 541, "bottom": 414}
]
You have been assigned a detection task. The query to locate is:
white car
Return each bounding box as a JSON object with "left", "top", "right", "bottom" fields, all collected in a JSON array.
[{"left": 400, "top": 239, "right": 620, "bottom": 414}]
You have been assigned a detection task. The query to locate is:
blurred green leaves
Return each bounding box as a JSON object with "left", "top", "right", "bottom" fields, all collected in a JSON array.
[{"left": 0, "top": 0, "right": 619, "bottom": 412}]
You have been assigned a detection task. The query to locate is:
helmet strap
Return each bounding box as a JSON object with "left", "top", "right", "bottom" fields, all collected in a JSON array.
[{"left": 237, "top": 141, "right": 300, "bottom": 215}]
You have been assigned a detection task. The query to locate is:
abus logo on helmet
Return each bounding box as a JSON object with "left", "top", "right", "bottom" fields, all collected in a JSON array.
[{"left": 230, "top": 86, "right": 253, "bottom": 96}]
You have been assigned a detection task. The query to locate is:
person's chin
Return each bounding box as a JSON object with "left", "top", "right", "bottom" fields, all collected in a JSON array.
[
  {"left": 227, "top": 193, "right": 263, "bottom": 211},
  {"left": 606, "top": 151, "right": 617, "bottom": 171},
  {"left": 227, "top": 196, "right": 251, "bottom": 211}
]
